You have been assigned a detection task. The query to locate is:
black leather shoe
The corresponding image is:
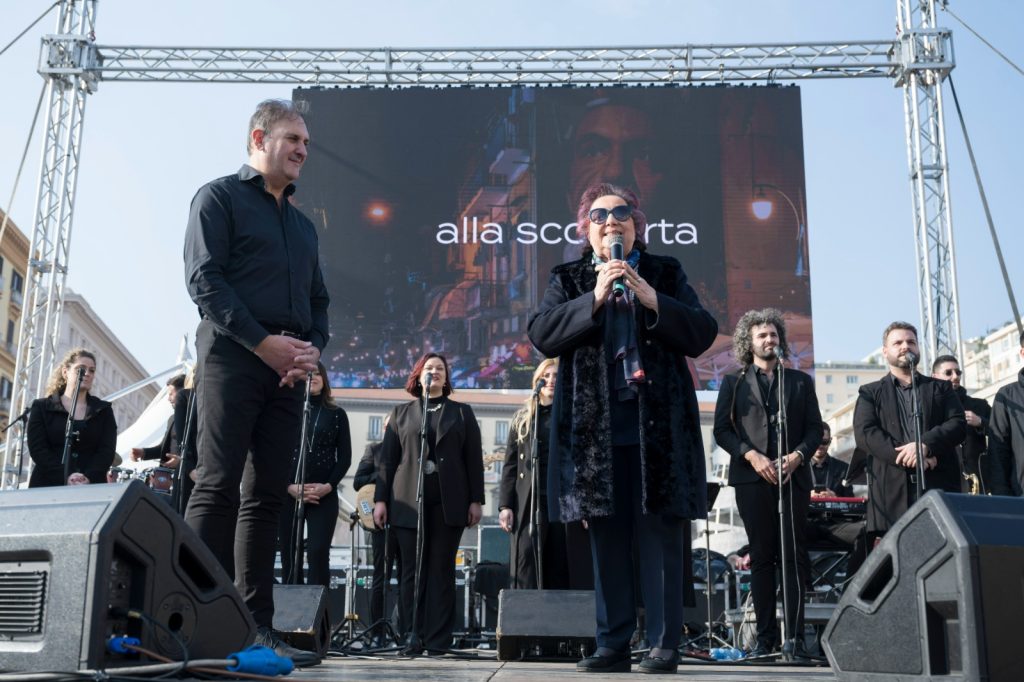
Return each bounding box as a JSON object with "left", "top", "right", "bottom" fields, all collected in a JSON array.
[
  {"left": 253, "top": 626, "right": 321, "bottom": 667},
  {"left": 782, "top": 638, "right": 810, "bottom": 660},
  {"left": 577, "top": 648, "right": 632, "bottom": 673},
  {"left": 638, "top": 651, "right": 679, "bottom": 674}
]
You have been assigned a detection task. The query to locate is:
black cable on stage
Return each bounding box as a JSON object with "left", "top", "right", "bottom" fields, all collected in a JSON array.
[
  {"left": 938, "top": 2, "right": 1024, "bottom": 79},
  {"left": 946, "top": 75, "right": 1023, "bottom": 341},
  {"left": 0, "top": 1, "right": 60, "bottom": 59}
]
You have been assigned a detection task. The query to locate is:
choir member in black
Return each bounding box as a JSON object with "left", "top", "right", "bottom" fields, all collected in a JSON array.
[
  {"left": 278, "top": 362, "right": 352, "bottom": 587},
  {"left": 499, "top": 358, "right": 592, "bottom": 589},
  {"left": 372, "top": 353, "right": 484, "bottom": 654},
  {"left": 175, "top": 368, "right": 198, "bottom": 511},
  {"left": 353, "top": 415, "right": 401, "bottom": 641},
  {"left": 853, "top": 322, "right": 965, "bottom": 540},
  {"left": 931, "top": 354, "right": 991, "bottom": 493},
  {"left": 529, "top": 184, "right": 717, "bottom": 674},
  {"left": 713, "top": 308, "right": 823, "bottom": 659},
  {"left": 27, "top": 348, "right": 117, "bottom": 487}
]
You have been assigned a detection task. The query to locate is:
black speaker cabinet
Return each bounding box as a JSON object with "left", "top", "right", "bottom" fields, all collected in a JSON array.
[
  {"left": 496, "top": 589, "right": 595, "bottom": 660},
  {"left": 0, "top": 481, "right": 254, "bottom": 672},
  {"left": 272, "top": 584, "right": 329, "bottom": 657},
  {"left": 822, "top": 491, "right": 1024, "bottom": 681}
]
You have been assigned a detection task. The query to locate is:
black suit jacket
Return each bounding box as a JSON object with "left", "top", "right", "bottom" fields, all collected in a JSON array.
[
  {"left": 853, "top": 373, "right": 966, "bottom": 533},
  {"left": 374, "top": 398, "right": 484, "bottom": 529},
  {"left": 714, "top": 365, "right": 823, "bottom": 490}
]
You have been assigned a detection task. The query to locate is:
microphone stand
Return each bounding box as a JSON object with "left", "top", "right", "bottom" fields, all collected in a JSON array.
[
  {"left": 909, "top": 368, "right": 927, "bottom": 503},
  {"left": 61, "top": 368, "right": 86, "bottom": 484},
  {"left": 288, "top": 373, "right": 315, "bottom": 584},
  {"left": 528, "top": 385, "right": 544, "bottom": 589},
  {"left": 174, "top": 389, "right": 198, "bottom": 515},
  {"left": 773, "top": 356, "right": 798, "bottom": 661},
  {"left": 408, "top": 375, "right": 433, "bottom": 654}
]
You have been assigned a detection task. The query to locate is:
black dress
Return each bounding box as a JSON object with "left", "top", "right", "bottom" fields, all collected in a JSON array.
[
  {"left": 278, "top": 403, "right": 352, "bottom": 586},
  {"left": 27, "top": 394, "right": 117, "bottom": 487},
  {"left": 499, "top": 403, "right": 592, "bottom": 589}
]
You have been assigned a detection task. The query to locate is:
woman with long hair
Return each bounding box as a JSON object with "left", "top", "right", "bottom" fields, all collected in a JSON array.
[
  {"left": 27, "top": 348, "right": 117, "bottom": 487},
  {"left": 499, "top": 358, "right": 592, "bottom": 589},
  {"left": 277, "top": 362, "right": 352, "bottom": 587},
  {"left": 372, "top": 352, "right": 484, "bottom": 654}
]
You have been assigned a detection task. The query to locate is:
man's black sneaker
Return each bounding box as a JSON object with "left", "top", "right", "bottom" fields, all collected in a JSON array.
[{"left": 253, "top": 626, "right": 321, "bottom": 667}]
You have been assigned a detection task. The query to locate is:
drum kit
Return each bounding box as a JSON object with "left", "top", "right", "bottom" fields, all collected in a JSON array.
[{"left": 108, "top": 460, "right": 176, "bottom": 498}]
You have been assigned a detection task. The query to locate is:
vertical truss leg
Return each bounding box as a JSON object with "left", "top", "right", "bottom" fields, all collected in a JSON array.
[
  {"left": 897, "top": 0, "right": 962, "bottom": 369},
  {"left": 2, "top": 0, "right": 95, "bottom": 489}
]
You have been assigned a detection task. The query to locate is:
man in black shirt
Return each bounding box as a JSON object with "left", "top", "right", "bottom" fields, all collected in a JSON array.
[
  {"left": 713, "top": 308, "right": 823, "bottom": 659},
  {"left": 183, "top": 98, "right": 329, "bottom": 667},
  {"left": 931, "top": 354, "right": 991, "bottom": 493},
  {"left": 853, "top": 322, "right": 964, "bottom": 540}
]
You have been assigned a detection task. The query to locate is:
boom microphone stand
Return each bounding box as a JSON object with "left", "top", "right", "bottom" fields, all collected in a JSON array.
[
  {"left": 407, "top": 373, "right": 433, "bottom": 654},
  {"left": 528, "top": 378, "right": 545, "bottom": 588},
  {"left": 288, "top": 373, "right": 315, "bottom": 585},
  {"left": 61, "top": 367, "right": 86, "bottom": 484}
]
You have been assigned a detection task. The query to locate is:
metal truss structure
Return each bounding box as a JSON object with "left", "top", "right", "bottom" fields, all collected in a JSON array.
[{"left": 1, "top": 0, "right": 962, "bottom": 488}]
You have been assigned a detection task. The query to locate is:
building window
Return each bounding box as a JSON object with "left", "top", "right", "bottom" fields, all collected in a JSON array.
[
  {"left": 826, "top": 394, "right": 834, "bottom": 404},
  {"left": 11, "top": 271, "right": 23, "bottom": 294},
  {"left": 825, "top": 375, "right": 833, "bottom": 384},
  {"left": 5, "top": 320, "right": 13, "bottom": 354},
  {"left": 367, "top": 415, "right": 384, "bottom": 441},
  {"left": 846, "top": 375, "right": 859, "bottom": 385},
  {"left": 495, "top": 420, "right": 510, "bottom": 446},
  {"left": 0, "top": 377, "right": 11, "bottom": 400}
]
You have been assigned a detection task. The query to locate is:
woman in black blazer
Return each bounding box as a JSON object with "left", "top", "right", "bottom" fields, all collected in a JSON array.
[
  {"left": 372, "top": 353, "right": 484, "bottom": 654},
  {"left": 498, "top": 358, "right": 592, "bottom": 590},
  {"left": 27, "top": 348, "right": 117, "bottom": 487}
]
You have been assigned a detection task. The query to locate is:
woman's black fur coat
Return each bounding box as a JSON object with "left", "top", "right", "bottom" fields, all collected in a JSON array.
[{"left": 528, "top": 252, "right": 718, "bottom": 523}]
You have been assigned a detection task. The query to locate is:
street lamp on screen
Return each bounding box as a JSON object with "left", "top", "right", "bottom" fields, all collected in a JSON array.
[{"left": 752, "top": 183, "right": 807, "bottom": 277}]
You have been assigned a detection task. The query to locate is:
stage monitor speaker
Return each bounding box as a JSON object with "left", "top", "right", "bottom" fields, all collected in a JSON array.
[
  {"left": 822, "top": 491, "right": 1024, "bottom": 681},
  {"left": 272, "top": 584, "right": 329, "bottom": 657},
  {"left": 496, "top": 589, "right": 595, "bottom": 661},
  {"left": 0, "top": 480, "right": 253, "bottom": 673}
]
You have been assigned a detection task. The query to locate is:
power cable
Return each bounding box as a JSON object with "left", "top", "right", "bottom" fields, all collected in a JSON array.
[
  {"left": 939, "top": 2, "right": 1024, "bottom": 79},
  {"left": 945, "top": 75, "right": 1023, "bottom": 342},
  {"left": 0, "top": 2, "right": 60, "bottom": 59}
]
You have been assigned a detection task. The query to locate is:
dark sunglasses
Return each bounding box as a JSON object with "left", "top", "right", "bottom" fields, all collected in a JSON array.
[
  {"left": 940, "top": 368, "right": 963, "bottom": 376},
  {"left": 820, "top": 438, "right": 832, "bottom": 445},
  {"left": 589, "top": 205, "right": 633, "bottom": 224}
]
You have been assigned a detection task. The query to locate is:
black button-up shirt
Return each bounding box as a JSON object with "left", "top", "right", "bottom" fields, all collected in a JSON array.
[{"left": 184, "top": 165, "right": 330, "bottom": 351}]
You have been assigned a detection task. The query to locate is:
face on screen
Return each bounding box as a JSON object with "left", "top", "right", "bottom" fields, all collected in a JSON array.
[{"left": 568, "top": 103, "right": 664, "bottom": 208}]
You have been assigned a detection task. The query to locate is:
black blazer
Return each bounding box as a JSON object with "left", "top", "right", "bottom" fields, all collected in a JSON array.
[
  {"left": 374, "top": 398, "right": 484, "bottom": 529},
  {"left": 713, "top": 365, "right": 823, "bottom": 490},
  {"left": 27, "top": 394, "right": 117, "bottom": 487},
  {"left": 853, "top": 373, "right": 966, "bottom": 532}
]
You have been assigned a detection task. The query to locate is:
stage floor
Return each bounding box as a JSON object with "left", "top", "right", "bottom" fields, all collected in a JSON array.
[{"left": 185, "top": 651, "right": 836, "bottom": 681}]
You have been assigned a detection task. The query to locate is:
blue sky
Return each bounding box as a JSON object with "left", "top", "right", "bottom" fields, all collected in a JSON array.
[{"left": 0, "top": 1, "right": 1021, "bottom": 375}]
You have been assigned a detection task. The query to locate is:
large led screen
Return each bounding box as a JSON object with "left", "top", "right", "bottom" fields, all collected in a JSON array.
[{"left": 294, "top": 85, "right": 813, "bottom": 390}]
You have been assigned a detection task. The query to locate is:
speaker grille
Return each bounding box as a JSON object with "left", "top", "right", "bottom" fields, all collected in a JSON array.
[{"left": 0, "top": 561, "right": 49, "bottom": 636}]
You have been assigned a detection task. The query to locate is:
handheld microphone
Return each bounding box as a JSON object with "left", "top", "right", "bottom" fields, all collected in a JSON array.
[
  {"left": 532, "top": 378, "right": 546, "bottom": 398},
  {"left": 609, "top": 234, "right": 625, "bottom": 298}
]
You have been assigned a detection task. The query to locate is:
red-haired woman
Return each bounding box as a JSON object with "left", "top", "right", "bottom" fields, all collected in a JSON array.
[{"left": 373, "top": 353, "right": 484, "bottom": 654}]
